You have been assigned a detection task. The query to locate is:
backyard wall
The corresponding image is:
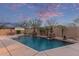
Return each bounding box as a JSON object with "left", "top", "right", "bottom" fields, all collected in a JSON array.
[
  {"left": 0, "top": 29, "right": 15, "bottom": 35},
  {"left": 40, "top": 26, "right": 79, "bottom": 39},
  {"left": 0, "top": 27, "right": 79, "bottom": 40},
  {"left": 53, "top": 27, "right": 79, "bottom": 39},
  {"left": 53, "top": 27, "right": 62, "bottom": 37},
  {"left": 0, "top": 28, "right": 33, "bottom": 35}
]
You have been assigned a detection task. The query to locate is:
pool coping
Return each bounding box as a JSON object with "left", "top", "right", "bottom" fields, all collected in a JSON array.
[{"left": 12, "top": 35, "right": 75, "bottom": 52}]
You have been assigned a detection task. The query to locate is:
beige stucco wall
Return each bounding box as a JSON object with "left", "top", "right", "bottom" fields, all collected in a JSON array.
[
  {"left": 53, "top": 27, "right": 79, "bottom": 39},
  {"left": 0, "top": 28, "right": 33, "bottom": 35},
  {"left": 54, "top": 27, "right": 79, "bottom": 39},
  {"left": 64, "top": 27, "right": 76, "bottom": 38},
  {"left": 0, "top": 29, "right": 15, "bottom": 35},
  {"left": 53, "top": 27, "right": 62, "bottom": 37}
]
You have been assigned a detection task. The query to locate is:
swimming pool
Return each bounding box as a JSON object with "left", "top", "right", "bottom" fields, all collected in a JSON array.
[{"left": 14, "top": 36, "right": 73, "bottom": 51}]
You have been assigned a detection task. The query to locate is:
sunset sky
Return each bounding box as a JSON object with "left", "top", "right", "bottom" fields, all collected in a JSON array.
[{"left": 0, "top": 3, "right": 79, "bottom": 25}]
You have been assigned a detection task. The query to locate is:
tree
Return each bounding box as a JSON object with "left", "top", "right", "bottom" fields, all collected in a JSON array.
[
  {"left": 72, "top": 18, "right": 79, "bottom": 39},
  {"left": 73, "top": 18, "right": 79, "bottom": 39},
  {"left": 57, "top": 25, "right": 66, "bottom": 37},
  {"left": 46, "top": 18, "right": 57, "bottom": 38},
  {"left": 74, "top": 18, "right": 79, "bottom": 26},
  {"left": 17, "top": 20, "right": 30, "bottom": 34},
  {"left": 29, "top": 18, "right": 42, "bottom": 36},
  {"left": 0, "top": 23, "right": 6, "bottom": 29}
]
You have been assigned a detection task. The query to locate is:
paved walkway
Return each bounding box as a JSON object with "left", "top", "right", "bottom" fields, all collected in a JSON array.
[{"left": 0, "top": 36, "right": 79, "bottom": 56}]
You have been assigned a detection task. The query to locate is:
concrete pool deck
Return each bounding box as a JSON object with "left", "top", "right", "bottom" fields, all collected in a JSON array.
[{"left": 0, "top": 35, "right": 79, "bottom": 56}]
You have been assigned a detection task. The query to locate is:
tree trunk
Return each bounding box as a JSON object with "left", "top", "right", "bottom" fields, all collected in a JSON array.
[
  {"left": 32, "top": 27, "right": 37, "bottom": 37},
  {"left": 61, "top": 27, "right": 64, "bottom": 37},
  {"left": 24, "top": 28, "right": 27, "bottom": 35}
]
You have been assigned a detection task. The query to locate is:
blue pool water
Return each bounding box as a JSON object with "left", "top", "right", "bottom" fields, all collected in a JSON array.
[{"left": 15, "top": 36, "right": 73, "bottom": 51}]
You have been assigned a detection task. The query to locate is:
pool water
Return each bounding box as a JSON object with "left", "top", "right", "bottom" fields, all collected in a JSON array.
[{"left": 15, "top": 36, "right": 73, "bottom": 51}]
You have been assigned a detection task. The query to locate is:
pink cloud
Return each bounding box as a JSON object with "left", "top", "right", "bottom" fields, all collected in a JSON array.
[
  {"left": 37, "top": 11, "right": 63, "bottom": 19},
  {"left": 46, "top": 4, "right": 61, "bottom": 11}
]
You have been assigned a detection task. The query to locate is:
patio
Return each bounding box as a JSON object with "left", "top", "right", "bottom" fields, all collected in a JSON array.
[{"left": 0, "top": 35, "right": 79, "bottom": 56}]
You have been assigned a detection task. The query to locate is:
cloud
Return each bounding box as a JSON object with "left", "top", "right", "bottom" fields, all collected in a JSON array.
[
  {"left": 7, "top": 4, "right": 26, "bottom": 11},
  {"left": 6, "top": 3, "right": 37, "bottom": 11},
  {"left": 7, "top": 3, "right": 62, "bottom": 11},
  {"left": 37, "top": 11, "right": 63, "bottom": 19},
  {"left": 26, "top": 4, "right": 36, "bottom": 8},
  {"left": 17, "top": 13, "right": 31, "bottom": 21}
]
